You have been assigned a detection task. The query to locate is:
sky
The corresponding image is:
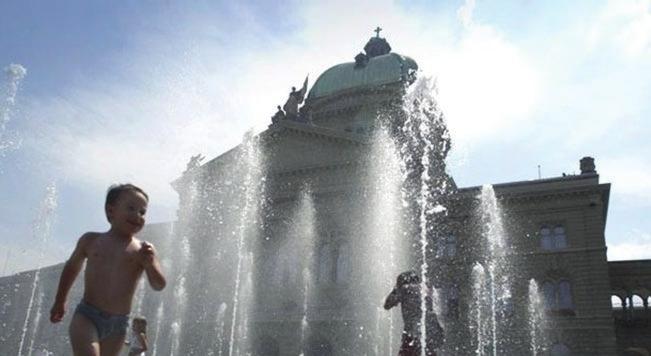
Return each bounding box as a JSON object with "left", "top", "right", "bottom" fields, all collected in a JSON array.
[{"left": 0, "top": 0, "right": 650, "bottom": 275}]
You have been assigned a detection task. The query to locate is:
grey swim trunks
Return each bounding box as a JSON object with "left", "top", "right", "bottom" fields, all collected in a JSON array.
[{"left": 74, "top": 300, "right": 129, "bottom": 340}]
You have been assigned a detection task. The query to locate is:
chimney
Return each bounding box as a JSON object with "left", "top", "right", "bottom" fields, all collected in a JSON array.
[{"left": 580, "top": 156, "right": 596, "bottom": 175}]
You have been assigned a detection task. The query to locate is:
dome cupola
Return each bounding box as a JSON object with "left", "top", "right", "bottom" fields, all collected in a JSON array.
[{"left": 307, "top": 29, "right": 418, "bottom": 100}]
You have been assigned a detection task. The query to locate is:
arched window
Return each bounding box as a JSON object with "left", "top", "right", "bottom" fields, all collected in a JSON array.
[
  {"left": 334, "top": 242, "right": 351, "bottom": 284},
  {"left": 541, "top": 279, "right": 574, "bottom": 313},
  {"left": 558, "top": 280, "right": 573, "bottom": 310},
  {"left": 540, "top": 226, "right": 553, "bottom": 250},
  {"left": 445, "top": 235, "right": 457, "bottom": 257},
  {"left": 444, "top": 285, "right": 460, "bottom": 319},
  {"left": 632, "top": 295, "right": 644, "bottom": 308},
  {"left": 553, "top": 225, "right": 567, "bottom": 249},
  {"left": 435, "top": 235, "right": 457, "bottom": 258},
  {"left": 550, "top": 343, "right": 571, "bottom": 356},
  {"left": 611, "top": 295, "right": 624, "bottom": 309},
  {"left": 275, "top": 242, "right": 299, "bottom": 287},
  {"left": 542, "top": 281, "right": 556, "bottom": 309},
  {"left": 540, "top": 224, "right": 567, "bottom": 250},
  {"left": 318, "top": 243, "right": 334, "bottom": 284}
]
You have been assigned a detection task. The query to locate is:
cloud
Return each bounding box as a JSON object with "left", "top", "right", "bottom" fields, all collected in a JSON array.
[
  {"left": 608, "top": 229, "right": 651, "bottom": 260},
  {"left": 11, "top": 0, "right": 651, "bottom": 228},
  {"left": 432, "top": 24, "right": 541, "bottom": 148},
  {"left": 600, "top": 156, "right": 651, "bottom": 202},
  {"left": 457, "top": 0, "right": 476, "bottom": 28},
  {"left": 587, "top": 0, "right": 651, "bottom": 58},
  {"left": 297, "top": 0, "right": 542, "bottom": 151}
]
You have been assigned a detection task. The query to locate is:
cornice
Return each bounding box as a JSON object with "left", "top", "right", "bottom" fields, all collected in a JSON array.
[
  {"left": 452, "top": 183, "right": 609, "bottom": 205},
  {"left": 265, "top": 120, "right": 367, "bottom": 146},
  {"left": 268, "top": 161, "right": 358, "bottom": 178}
]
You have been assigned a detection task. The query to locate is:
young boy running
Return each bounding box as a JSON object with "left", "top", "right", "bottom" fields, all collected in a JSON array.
[{"left": 50, "top": 184, "right": 166, "bottom": 356}]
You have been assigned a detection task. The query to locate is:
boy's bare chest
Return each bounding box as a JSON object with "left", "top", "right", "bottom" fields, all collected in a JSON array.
[{"left": 87, "top": 243, "right": 140, "bottom": 272}]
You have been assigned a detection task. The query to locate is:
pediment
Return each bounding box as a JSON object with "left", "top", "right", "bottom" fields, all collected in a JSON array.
[
  {"left": 173, "top": 121, "right": 369, "bottom": 190},
  {"left": 261, "top": 121, "right": 367, "bottom": 174}
]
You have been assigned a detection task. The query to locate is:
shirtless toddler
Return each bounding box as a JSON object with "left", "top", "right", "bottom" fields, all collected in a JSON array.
[{"left": 50, "top": 184, "right": 166, "bottom": 356}]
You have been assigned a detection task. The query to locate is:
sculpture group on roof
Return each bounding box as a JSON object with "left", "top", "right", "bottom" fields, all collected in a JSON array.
[
  {"left": 271, "top": 76, "right": 309, "bottom": 125},
  {"left": 183, "top": 153, "right": 205, "bottom": 175}
]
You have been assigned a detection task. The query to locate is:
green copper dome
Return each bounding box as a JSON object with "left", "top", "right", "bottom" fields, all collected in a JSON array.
[{"left": 308, "top": 53, "right": 418, "bottom": 99}]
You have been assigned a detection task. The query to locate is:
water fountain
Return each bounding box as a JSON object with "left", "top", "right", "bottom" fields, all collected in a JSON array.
[
  {"left": 227, "top": 133, "right": 266, "bottom": 356},
  {"left": 528, "top": 279, "right": 545, "bottom": 355},
  {"left": 361, "top": 127, "right": 409, "bottom": 355},
  {"left": 392, "top": 76, "right": 453, "bottom": 356},
  {"left": 1, "top": 63, "right": 27, "bottom": 156},
  {"left": 117, "top": 130, "right": 267, "bottom": 356},
  {"left": 471, "top": 263, "right": 487, "bottom": 356},
  {"left": 207, "top": 302, "right": 228, "bottom": 356},
  {"left": 475, "top": 184, "right": 513, "bottom": 356},
  {"left": 151, "top": 301, "right": 165, "bottom": 356},
  {"left": 17, "top": 184, "right": 57, "bottom": 356},
  {"left": 295, "top": 190, "right": 317, "bottom": 355}
]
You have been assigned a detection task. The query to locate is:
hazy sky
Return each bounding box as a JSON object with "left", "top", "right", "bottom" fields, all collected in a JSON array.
[{"left": 1, "top": 0, "right": 650, "bottom": 275}]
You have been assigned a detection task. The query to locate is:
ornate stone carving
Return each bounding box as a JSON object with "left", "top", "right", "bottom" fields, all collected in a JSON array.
[
  {"left": 282, "top": 76, "right": 308, "bottom": 121},
  {"left": 184, "top": 153, "right": 205, "bottom": 174}
]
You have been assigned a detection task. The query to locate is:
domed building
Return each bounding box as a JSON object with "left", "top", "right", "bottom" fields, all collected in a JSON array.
[{"left": 169, "top": 33, "right": 651, "bottom": 356}]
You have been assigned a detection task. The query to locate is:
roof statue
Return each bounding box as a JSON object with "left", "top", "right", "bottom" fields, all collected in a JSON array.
[
  {"left": 282, "top": 76, "right": 309, "bottom": 121},
  {"left": 271, "top": 105, "right": 285, "bottom": 124},
  {"left": 184, "top": 153, "right": 205, "bottom": 174}
]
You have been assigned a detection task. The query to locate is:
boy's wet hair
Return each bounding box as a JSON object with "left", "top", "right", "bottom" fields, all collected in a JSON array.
[
  {"left": 104, "top": 184, "right": 149, "bottom": 222},
  {"left": 397, "top": 270, "right": 420, "bottom": 286},
  {"left": 132, "top": 316, "right": 147, "bottom": 329}
]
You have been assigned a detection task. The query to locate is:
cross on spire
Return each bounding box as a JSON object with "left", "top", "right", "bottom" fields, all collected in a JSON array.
[{"left": 374, "top": 26, "right": 382, "bottom": 38}]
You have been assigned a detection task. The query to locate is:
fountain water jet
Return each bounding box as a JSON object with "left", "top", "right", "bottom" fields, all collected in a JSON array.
[
  {"left": 528, "top": 279, "right": 545, "bottom": 355},
  {"left": 1, "top": 63, "right": 27, "bottom": 155},
  {"left": 394, "top": 77, "right": 452, "bottom": 355},
  {"left": 228, "top": 132, "right": 266, "bottom": 356},
  {"left": 276, "top": 187, "right": 317, "bottom": 355},
  {"left": 476, "top": 184, "right": 513, "bottom": 356},
  {"left": 17, "top": 183, "right": 57, "bottom": 356},
  {"left": 26, "top": 289, "right": 43, "bottom": 356},
  {"left": 471, "top": 263, "right": 486, "bottom": 356},
  {"left": 363, "top": 127, "right": 409, "bottom": 355},
  {"left": 208, "top": 302, "right": 228, "bottom": 356},
  {"left": 151, "top": 301, "right": 165, "bottom": 356}
]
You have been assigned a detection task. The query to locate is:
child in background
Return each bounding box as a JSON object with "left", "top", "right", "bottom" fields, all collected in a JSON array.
[
  {"left": 384, "top": 270, "right": 443, "bottom": 356},
  {"left": 126, "top": 317, "right": 148, "bottom": 356}
]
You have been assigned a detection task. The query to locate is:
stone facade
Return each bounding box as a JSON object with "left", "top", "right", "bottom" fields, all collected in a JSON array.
[{"left": 609, "top": 260, "right": 651, "bottom": 355}]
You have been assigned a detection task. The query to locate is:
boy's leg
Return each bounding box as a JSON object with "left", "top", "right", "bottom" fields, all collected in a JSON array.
[
  {"left": 99, "top": 332, "right": 127, "bottom": 356},
  {"left": 68, "top": 313, "right": 100, "bottom": 356}
]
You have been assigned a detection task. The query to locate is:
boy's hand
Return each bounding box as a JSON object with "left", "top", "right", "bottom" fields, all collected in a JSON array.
[
  {"left": 50, "top": 302, "right": 65, "bottom": 323},
  {"left": 139, "top": 241, "right": 156, "bottom": 267}
]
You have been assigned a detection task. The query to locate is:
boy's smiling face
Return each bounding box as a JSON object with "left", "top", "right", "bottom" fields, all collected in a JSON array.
[{"left": 106, "top": 190, "right": 148, "bottom": 235}]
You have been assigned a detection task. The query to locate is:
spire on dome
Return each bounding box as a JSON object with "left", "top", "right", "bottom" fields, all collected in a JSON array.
[{"left": 363, "top": 27, "right": 391, "bottom": 58}]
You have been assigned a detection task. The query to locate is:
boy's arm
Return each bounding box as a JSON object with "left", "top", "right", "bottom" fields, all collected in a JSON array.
[
  {"left": 384, "top": 287, "right": 400, "bottom": 310},
  {"left": 140, "top": 241, "right": 166, "bottom": 291},
  {"left": 50, "top": 234, "right": 90, "bottom": 323},
  {"left": 137, "top": 332, "right": 149, "bottom": 351}
]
